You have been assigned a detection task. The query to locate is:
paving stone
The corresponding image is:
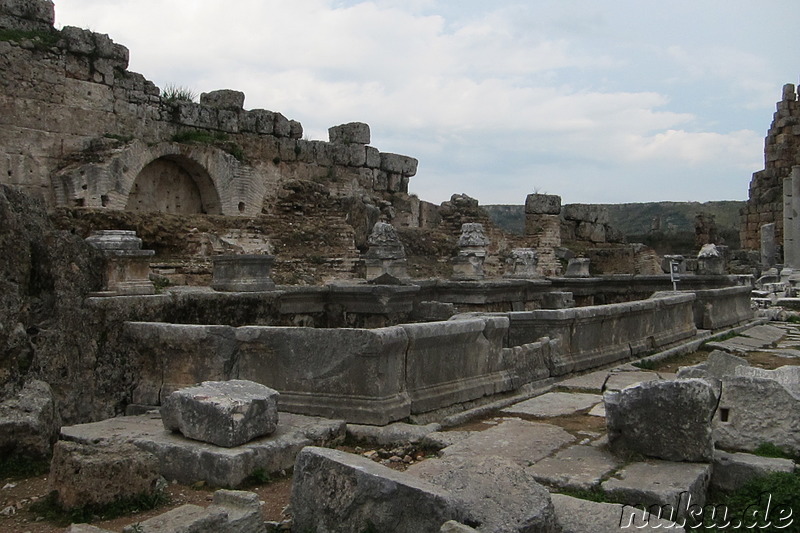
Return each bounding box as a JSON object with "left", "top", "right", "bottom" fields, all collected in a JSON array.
[
  {"left": 441, "top": 419, "right": 576, "bottom": 466},
  {"left": 706, "top": 336, "right": 771, "bottom": 353},
  {"left": 528, "top": 445, "right": 622, "bottom": 491},
  {"left": 739, "top": 324, "right": 785, "bottom": 343},
  {"left": 501, "top": 392, "right": 602, "bottom": 418},
  {"left": 60, "top": 412, "right": 345, "bottom": 488},
  {"left": 160, "top": 380, "right": 279, "bottom": 447},
  {"left": 121, "top": 503, "right": 228, "bottom": 533},
  {"left": 551, "top": 494, "right": 686, "bottom": 532},
  {"left": 557, "top": 371, "right": 610, "bottom": 393},
  {"left": 767, "top": 348, "right": 800, "bottom": 358},
  {"left": 588, "top": 403, "right": 606, "bottom": 417},
  {"left": 441, "top": 521, "right": 479, "bottom": 532},
  {"left": 421, "top": 431, "right": 473, "bottom": 450},
  {"left": 291, "top": 447, "right": 466, "bottom": 533},
  {"left": 601, "top": 461, "right": 711, "bottom": 520},
  {"left": 603, "top": 372, "right": 660, "bottom": 392},
  {"left": 408, "top": 454, "right": 558, "bottom": 533},
  {"left": 712, "top": 450, "right": 796, "bottom": 492}
]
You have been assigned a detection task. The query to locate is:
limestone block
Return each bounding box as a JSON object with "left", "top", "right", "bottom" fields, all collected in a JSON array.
[
  {"left": 201, "top": 89, "right": 245, "bottom": 110},
  {"left": 209, "top": 490, "right": 266, "bottom": 533},
  {"left": 506, "top": 248, "right": 539, "bottom": 278},
  {"left": 291, "top": 447, "right": 466, "bottom": 533},
  {"left": 329, "top": 122, "right": 370, "bottom": 144},
  {"left": 347, "top": 422, "right": 441, "bottom": 446},
  {"left": 273, "top": 112, "right": 291, "bottom": 137},
  {"left": 49, "top": 441, "right": 160, "bottom": 510},
  {"left": 712, "top": 450, "right": 795, "bottom": 493},
  {"left": 551, "top": 494, "right": 686, "bottom": 533},
  {"left": 528, "top": 445, "right": 623, "bottom": 491},
  {"left": 562, "top": 204, "right": 610, "bottom": 224},
  {"left": 59, "top": 25, "right": 95, "bottom": 55},
  {"left": 0, "top": 0, "right": 54, "bottom": 30},
  {"left": 65, "top": 525, "right": 115, "bottom": 533},
  {"left": 605, "top": 379, "right": 717, "bottom": 462},
  {"left": 408, "top": 455, "right": 558, "bottom": 533},
  {"left": 121, "top": 504, "right": 228, "bottom": 533},
  {"left": 0, "top": 380, "right": 60, "bottom": 459},
  {"left": 734, "top": 364, "right": 800, "bottom": 396},
  {"left": 288, "top": 119, "right": 303, "bottom": 139},
  {"left": 211, "top": 254, "right": 276, "bottom": 292},
  {"left": 715, "top": 374, "right": 800, "bottom": 455},
  {"left": 380, "top": 152, "right": 418, "bottom": 176},
  {"left": 601, "top": 461, "right": 711, "bottom": 520},
  {"left": 525, "top": 193, "right": 561, "bottom": 215},
  {"left": 441, "top": 521, "right": 479, "bottom": 532},
  {"left": 365, "top": 145, "right": 381, "bottom": 168},
  {"left": 241, "top": 109, "right": 275, "bottom": 134},
  {"left": 502, "top": 392, "right": 602, "bottom": 418},
  {"left": 160, "top": 380, "right": 280, "bottom": 447},
  {"left": 565, "top": 258, "right": 591, "bottom": 277}
]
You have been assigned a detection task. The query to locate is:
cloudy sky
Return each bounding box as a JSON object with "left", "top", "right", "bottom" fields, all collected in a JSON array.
[{"left": 54, "top": 1, "right": 798, "bottom": 206}]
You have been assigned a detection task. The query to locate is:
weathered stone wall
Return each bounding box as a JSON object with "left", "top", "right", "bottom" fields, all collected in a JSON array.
[
  {"left": 0, "top": 1, "right": 419, "bottom": 226},
  {"left": 524, "top": 194, "right": 562, "bottom": 276},
  {"left": 741, "top": 82, "right": 800, "bottom": 250},
  {"left": 560, "top": 204, "right": 624, "bottom": 244}
]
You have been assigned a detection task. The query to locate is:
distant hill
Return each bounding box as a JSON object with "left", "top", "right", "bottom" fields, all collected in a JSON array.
[{"left": 483, "top": 201, "right": 745, "bottom": 247}]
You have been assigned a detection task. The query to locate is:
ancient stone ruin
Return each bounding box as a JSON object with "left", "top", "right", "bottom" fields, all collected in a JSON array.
[{"left": 1, "top": 1, "right": 799, "bottom": 532}]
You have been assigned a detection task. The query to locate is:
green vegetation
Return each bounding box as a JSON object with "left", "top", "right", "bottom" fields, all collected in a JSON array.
[
  {"left": 171, "top": 130, "right": 245, "bottom": 162},
  {"left": 632, "top": 358, "right": 658, "bottom": 370},
  {"left": 0, "top": 28, "right": 61, "bottom": 50},
  {"left": 161, "top": 84, "right": 197, "bottom": 103},
  {"left": 753, "top": 442, "right": 795, "bottom": 460},
  {"left": 29, "top": 488, "right": 169, "bottom": 527},
  {"left": 693, "top": 471, "right": 800, "bottom": 531}
]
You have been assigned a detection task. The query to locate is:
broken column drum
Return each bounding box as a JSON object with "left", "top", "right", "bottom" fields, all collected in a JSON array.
[
  {"left": 505, "top": 248, "right": 539, "bottom": 278},
  {"left": 85, "top": 230, "right": 155, "bottom": 295},
  {"left": 363, "top": 221, "right": 409, "bottom": 281},
  {"left": 211, "top": 254, "right": 276, "bottom": 292},
  {"left": 452, "top": 223, "right": 490, "bottom": 280}
]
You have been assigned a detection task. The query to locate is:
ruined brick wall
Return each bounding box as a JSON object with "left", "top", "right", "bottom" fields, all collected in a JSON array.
[
  {"left": 525, "top": 194, "right": 562, "bottom": 276},
  {"left": 0, "top": 0, "right": 419, "bottom": 226},
  {"left": 740, "top": 82, "right": 800, "bottom": 250},
  {"left": 560, "top": 204, "right": 625, "bottom": 245}
]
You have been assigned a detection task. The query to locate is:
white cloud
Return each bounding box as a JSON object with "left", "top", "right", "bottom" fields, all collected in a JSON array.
[{"left": 52, "top": 0, "right": 786, "bottom": 205}]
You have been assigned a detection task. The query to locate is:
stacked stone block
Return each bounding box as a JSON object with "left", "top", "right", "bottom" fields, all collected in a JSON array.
[
  {"left": 741, "top": 82, "right": 800, "bottom": 250},
  {"left": 525, "top": 194, "right": 562, "bottom": 276}
]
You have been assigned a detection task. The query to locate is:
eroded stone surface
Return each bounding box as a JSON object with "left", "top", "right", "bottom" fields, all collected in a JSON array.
[
  {"left": 441, "top": 419, "right": 575, "bottom": 466},
  {"left": 0, "top": 380, "right": 60, "bottom": 460},
  {"left": 603, "top": 371, "right": 660, "bottom": 392},
  {"left": 601, "top": 461, "right": 711, "bottom": 520},
  {"left": 528, "top": 445, "right": 623, "bottom": 491},
  {"left": 50, "top": 440, "right": 160, "bottom": 510},
  {"left": 605, "top": 379, "right": 717, "bottom": 462},
  {"left": 712, "top": 450, "right": 796, "bottom": 492},
  {"left": 160, "top": 379, "right": 279, "bottom": 447},
  {"left": 551, "top": 494, "right": 687, "bottom": 533},
  {"left": 291, "top": 447, "right": 466, "bottom": 533},
  {"left": 501, "top": 392, "right": 602, "bottom": 418},
  {"left": 408, "top": 454, "right": 559, "bottom": 533}
]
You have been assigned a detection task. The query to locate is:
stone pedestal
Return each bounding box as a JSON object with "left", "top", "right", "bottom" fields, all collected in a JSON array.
[
  {"left": 564, "top": 258, "right": 591, "bottom": 278},
  {"left": 662, "top": 255, "right": 686, "bottom": 274},
  {"left": 85, "top": 230, "right": 155, "bottom": 296},
  {"left": 212, "top": 254, "right": 276, "bottom": 292},
  {"left": 524, "top": 194, "right": 562, "bottom": 276},
  {"left": 505, "top": 248, "right": 539, "bottom": 278},
  {"left": 452, "top": 223, "right": 489, "bottom": 281},
  {"left": 363, "top": 222, "right": 409, "bottom": 282},
  {"left": 697, "top": 244, "right": 726, "bottom": 275}
]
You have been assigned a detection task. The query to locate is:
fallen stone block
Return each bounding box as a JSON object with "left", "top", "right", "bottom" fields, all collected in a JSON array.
[
  {"left": 61, "top": 412, "right": 345, "bottom": 488},
  {"left": 605, "top": 379, "right": 717, "bottom": 462},
  {"left": 65, "top": 525, "right": 116, "bottom": 533},
  {"left": 712, "top": 450, "right": 796, "bottom": 493},
  {"left": 551, "top": 494, "right": 686, "bottom": 532},
  {"left": 209, "top": 490, "right": 266, "bottom": 533},
  {"left": 734, "top": 365, "right": 800, "bottom": 396},
  {"left": 408, "top": 454, "right": 558, "bottom": 533},
  {"left": 715, "top": 375, "right": 800, "bottom": 455},
  {"left": 602, "top": 371, "right": 660, "bottom": 392},
  {"left": 291, "top": 446, "right": 466, "bottom": 533},
  {"left": 601, "top": 461, "right": 711, "bottom": 520},
  {"left": 347, "top": 422, "right": 441, "bottom": 446},
  {"left": 49, "top": 440, "right": 161, "bottom": 510},
  {"left": 528, "top": 445, "right": 622, "bottom": 491},
  {"left": 121, "top": 503, "right": 228, "bottom": 533},
  {"left": 0, "top": 380, "right": 60, "bottom": 460},
  {"left": 677, "top": 350, "right": 748, "bottom": 385},
  {"left": 160, "top": 379, "right": 279, "bottom": 447}
]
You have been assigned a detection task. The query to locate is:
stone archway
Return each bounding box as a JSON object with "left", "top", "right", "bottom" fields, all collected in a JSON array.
[{"left": 125, "top": 155, "right": 222, "bottom": 215}]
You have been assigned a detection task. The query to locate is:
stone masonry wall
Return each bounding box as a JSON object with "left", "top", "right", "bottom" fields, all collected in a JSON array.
[
  {"left": 0, "top": 0, "right": 420, "bottom": 226},
  {"left": 741, "top": 82, "right": 800, "bottom": 250}
]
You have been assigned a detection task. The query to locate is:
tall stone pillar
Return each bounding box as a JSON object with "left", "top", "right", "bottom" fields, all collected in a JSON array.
[
  {"left": 524, "top": 194, "right": 562, "bottom": 276},
  {"left": 782, "top": 166, "right": 800, "bottom": 282},
  {"left": 760, "top": 223, "right": 776, "bottom": 270}
]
